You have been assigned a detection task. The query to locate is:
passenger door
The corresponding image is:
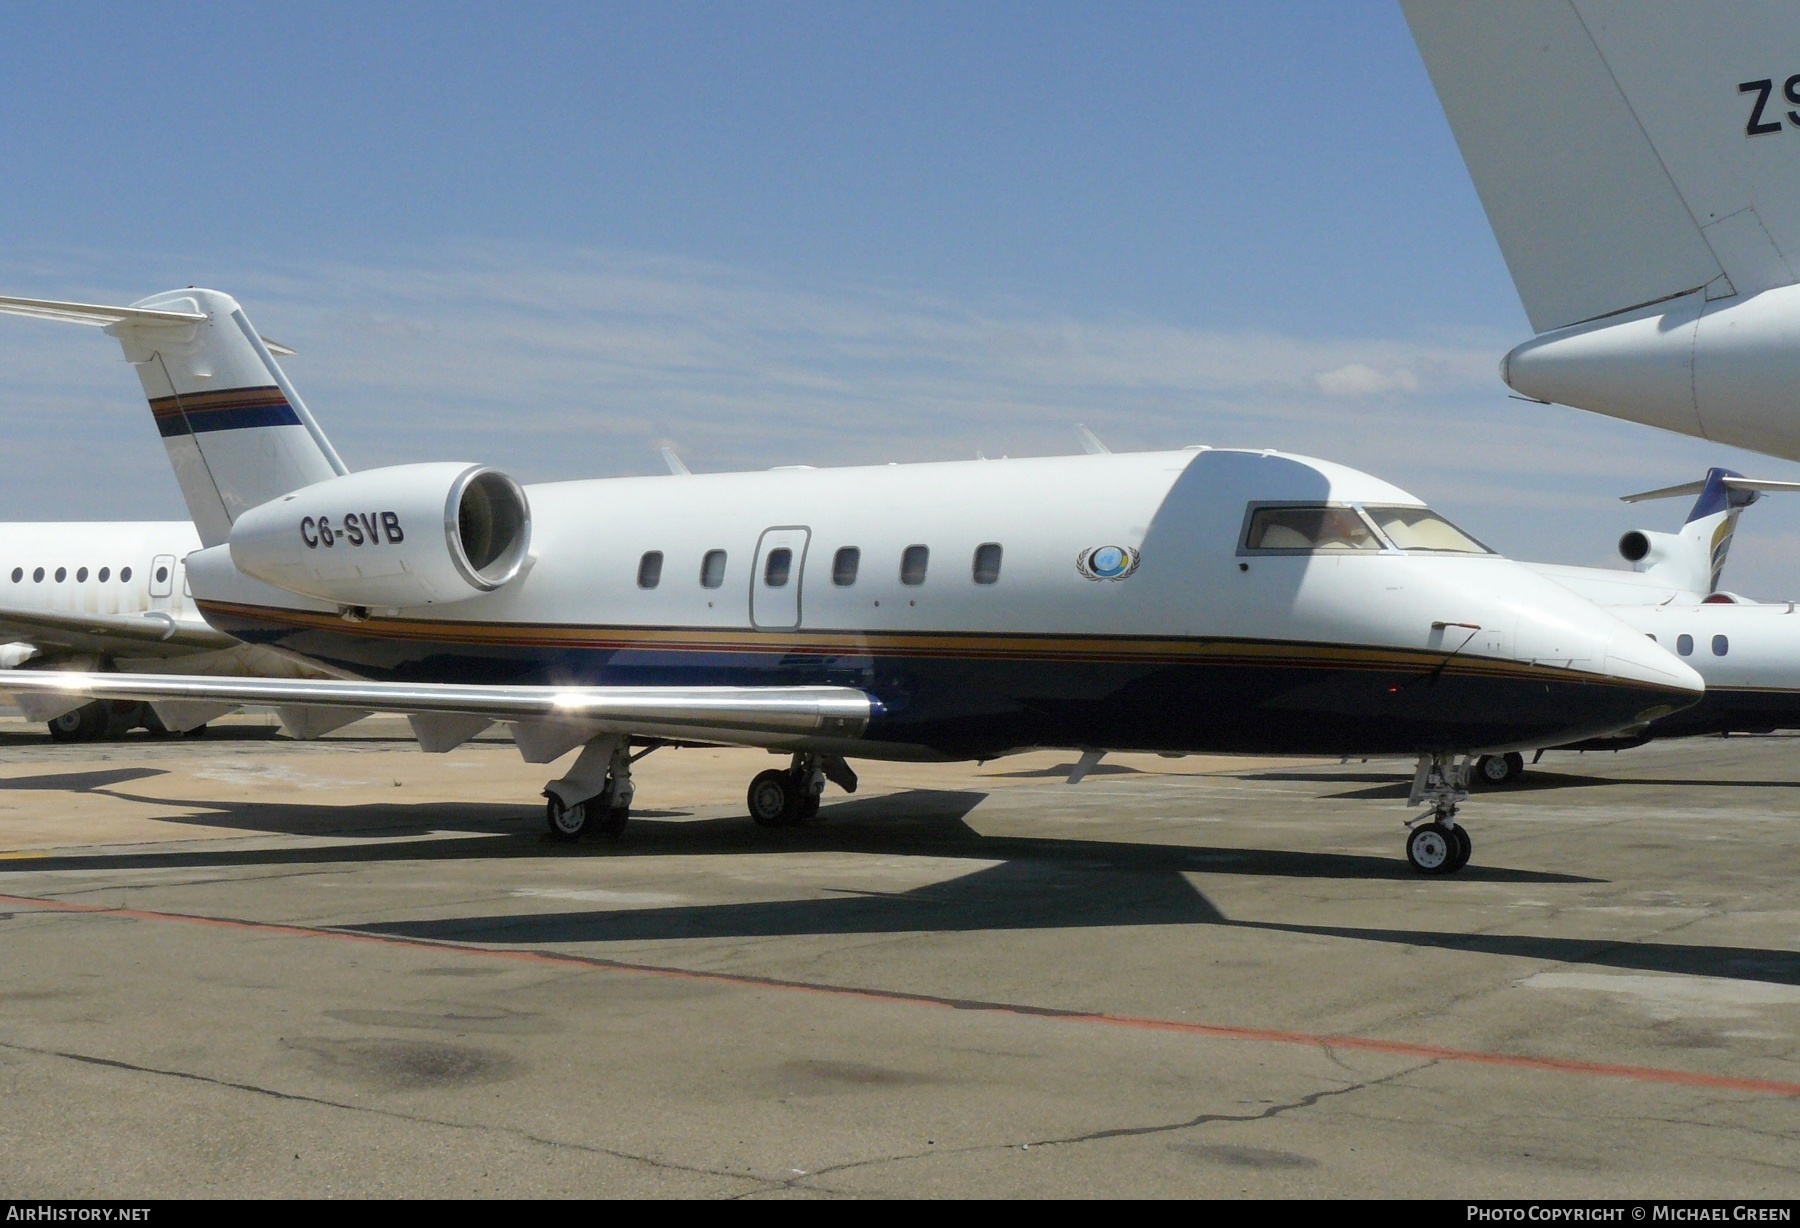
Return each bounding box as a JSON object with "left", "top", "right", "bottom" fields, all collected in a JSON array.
[
  {"left": 751, "top": 527, "right": 810, "bottom": 630},
  {"left": 148, "top": 554, "right": 176, "bottom": 607}
]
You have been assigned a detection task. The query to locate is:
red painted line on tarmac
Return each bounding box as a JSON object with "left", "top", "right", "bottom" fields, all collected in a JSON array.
[{"left": 5, "top": 890, "right": 1798, "bottom": 1099}]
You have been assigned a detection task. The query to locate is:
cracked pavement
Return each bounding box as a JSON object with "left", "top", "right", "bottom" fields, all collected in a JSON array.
[{"left": 0, "top": 715, "right": 1794, "bottom": 1196}]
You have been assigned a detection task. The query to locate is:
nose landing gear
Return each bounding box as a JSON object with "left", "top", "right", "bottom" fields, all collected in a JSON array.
[{"left": 1405, "top": 752, "right": 1473, "bottom": 874}]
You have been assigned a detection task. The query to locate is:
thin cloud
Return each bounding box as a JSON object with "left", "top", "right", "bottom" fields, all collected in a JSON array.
[{"left": 3, "top": 244, "right": 1800, "bottom": 593}]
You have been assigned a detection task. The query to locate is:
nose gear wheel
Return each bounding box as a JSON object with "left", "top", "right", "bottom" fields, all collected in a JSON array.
[{"left": 1405, "top": 752, "right": 1474, "bottom": 874}]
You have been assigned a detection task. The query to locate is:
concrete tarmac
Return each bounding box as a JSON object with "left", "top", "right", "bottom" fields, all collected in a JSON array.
[{"left": 0, "top": 714, "right": 1794, "bottom": 1198}]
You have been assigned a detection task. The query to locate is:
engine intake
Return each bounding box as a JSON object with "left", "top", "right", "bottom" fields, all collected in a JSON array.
[
  {"left": 229, "top": 462, "right": 531, "bottom": 607},
  {"left": 1618, "top": 528, "right": 1683, "bottom": 568}
]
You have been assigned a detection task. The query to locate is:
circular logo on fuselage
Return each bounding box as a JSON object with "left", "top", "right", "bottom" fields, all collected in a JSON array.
[{"left": 1077, "top": 545, "right": 1140, "bottom": 581}]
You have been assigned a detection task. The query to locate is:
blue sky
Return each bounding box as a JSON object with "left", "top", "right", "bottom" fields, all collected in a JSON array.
[{"left": 4, "top": 2, "right": 1800, "bottom": 589}]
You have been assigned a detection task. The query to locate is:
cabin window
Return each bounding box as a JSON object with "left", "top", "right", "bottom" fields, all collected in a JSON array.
[
  {"left": 154, "top": 565, "right": 168, "bottom": 584},
  {"left": 54, "top": 567, "right": 66, "bottom": 583},
  {"left": 98, "top": 568, "right": 109, "bottom": 582},
  {"left": 1242, "top": 505, "right": 1382, "bottom": 553},
  {"left": 1677, "top": 634, "right": 1694, "bottom": 656},
  {"left": 120, "top": 566, "right": 132, "bottom": 583},
  {"left": 1361, "top": 507, "right": 1490, "bottom": 554},
  {"left": 8, "top": 569, "right": 17, "bottom": 583},
  {"left": 972, "top": 543, "right": 1003, "bottom": 584},
  {"left": 1712, "top": 634, "right": 1729, "bottom": 656},
  {"left": 832, "top": 547, "right": 860, "bottom": 587},
  {"left": 764, "top": 547, "right": 793, "bottom": 588},
  {"left": 76, "top": 567, "right": 87, "bottom": 582},
  {"left": 700, "top": 550, "right": 727, "bottom": 589},
  {"left": 31, "top": 568, "right": 43, "bottom": 583},
  {"left": 637, "top": 551, "right": 663, "bottom": 589},
  {"left": 901, "top": 545, "right": 930, "bottom": 586}
]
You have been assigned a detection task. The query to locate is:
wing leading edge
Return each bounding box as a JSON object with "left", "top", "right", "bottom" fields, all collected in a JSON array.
[{"left": 0, "top": 671, "right": 878, "bottom": 757}]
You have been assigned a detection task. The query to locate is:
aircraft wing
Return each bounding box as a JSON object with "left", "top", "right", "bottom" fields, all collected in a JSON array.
[
  {"left": 0, "top": 670, "right": 878, "bottom": 753},
  {"left": 0, "top": 607, "right": 237, "bottom": 653}
]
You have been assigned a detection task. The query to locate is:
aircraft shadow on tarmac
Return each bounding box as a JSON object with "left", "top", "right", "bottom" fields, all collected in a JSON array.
[
  {"left": 22, "top": 784, "right": 1799, "bottom": 988},
  {"left": 40, "top": 785, "right": 1583, "bottom": 893},
  {"left": 985, "top": 762, "right": 1149, "bottom": 779},
  {"left": 0, "top": 767, "right": 166, "bottom": 792}
]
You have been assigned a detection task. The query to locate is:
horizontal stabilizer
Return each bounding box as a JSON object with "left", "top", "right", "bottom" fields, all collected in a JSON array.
[
  {"left": 0, "top": 294, "right": 205, "bottom": 326},
  {"left": 0, "top": 672, "right": 878, "bottom": 748},
  {"left": 0, "top": 294, "right": 296, "bottom": 353},
  {"left": 1621, "top": 477, "right": 1800, "bottom": 502}
]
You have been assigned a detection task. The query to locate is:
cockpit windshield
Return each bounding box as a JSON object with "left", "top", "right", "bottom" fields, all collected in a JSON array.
[
  {"left": 1240, "top": 503, "right": 1492, "bottom": 555},
  {"left": 1242, "top": 506, "right": 1383, "bottom": 552},
  {"left": 1361, "top": 506, "right": 1490, "bottom": 554}
]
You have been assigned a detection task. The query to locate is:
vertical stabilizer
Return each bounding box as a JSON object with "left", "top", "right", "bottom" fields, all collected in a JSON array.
[
  {"left": 1677, "top": 467, "right": 1758, "bottom": 592},
  {"left": 1619, "top": 467, "right": 1757, "bottom": 593},
  {"left": 1404, "top": 1, "right": 1800, "bottom": 333},
  {"left": 110, "top": 289, "right": 346, "bottom": 546}
]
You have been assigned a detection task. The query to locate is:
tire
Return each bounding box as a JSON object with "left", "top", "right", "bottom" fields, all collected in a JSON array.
[
  {"left": 48, "top": 702, "right": 103, "bottom": 743},
  {"left": 181, "top": 724, "right": 210, "bottom": 739},
  {"left": 593, "top": 802, "right": 630, "bottom": 838},
  {"left": 1475, "top": 753, "right": 1525, "bottom": 788},
  {"left": 1406, "top": 822, "right": 1455, "bottom": 874},
  {"left": 545, "top": 795, "right": 591, "bottom": 841},
  {"left": 795, "top": 792, "right": 822, "bottom": 824},
  {"left": 1444, "top": 824, "right": 1473, "bottom": 873},
  {"left": 101, "top": 701, "right": 140, "bottom": 739},
  {"left": 748, "top": 769, "right": 797, "bottom": 827}
]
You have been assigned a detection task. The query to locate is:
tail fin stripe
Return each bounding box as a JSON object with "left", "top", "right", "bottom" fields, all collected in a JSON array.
[{"left": 147, "top": 386, "right": 302, "bottom": 438}]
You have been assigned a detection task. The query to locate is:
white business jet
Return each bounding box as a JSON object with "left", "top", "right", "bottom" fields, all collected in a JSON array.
[
  {"left": 1405, "top": 1, "right": 1800, "bottom": 460},
  {"left": 1472, "top": 467, "right": 1800, "bottom": 785},
  {"left": 0, "top": 289, "right": 1702, "bottom": 873}
]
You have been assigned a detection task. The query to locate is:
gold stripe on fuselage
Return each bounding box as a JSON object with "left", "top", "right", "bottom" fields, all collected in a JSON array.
[{"left": 196, "top": 599, "right": 1667, "bottom": 690}]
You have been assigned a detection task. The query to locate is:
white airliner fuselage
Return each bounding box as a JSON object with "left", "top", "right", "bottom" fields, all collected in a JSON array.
[{"left": 0, "top": 520, "right": 245, "bottom": 738}]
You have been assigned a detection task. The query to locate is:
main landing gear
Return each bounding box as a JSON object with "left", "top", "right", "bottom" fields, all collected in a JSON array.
[
  {"left": 48, "top": 700, "right": 195, "bottom": 742},
  {"left": 544, "top": 736, "right": 648, "bottom": 842},
  {"left": 747, "top": 753, "right": 858, "bottom": 828},
  {"left": 1472, "top": 751, "right": 1526, "bottom": 789},
  {"left": 1404, "top": 752, "right": 1473, "bottom": 875}
]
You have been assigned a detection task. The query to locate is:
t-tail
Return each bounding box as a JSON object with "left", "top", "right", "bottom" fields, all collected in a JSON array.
[
  {"left": 1618, "top": 467, "right": 1800, "bottom": 593},
  {"left": 0, "top": 288, "right": 346, "bottom": 545},
  {"left": 0, "top": 288, "right": 531, "bottom": 612}
]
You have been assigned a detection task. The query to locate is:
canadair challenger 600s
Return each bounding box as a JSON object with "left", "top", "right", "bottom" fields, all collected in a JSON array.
[{"left": 0, "top": 289, "right": 1703, "bottom": 873}]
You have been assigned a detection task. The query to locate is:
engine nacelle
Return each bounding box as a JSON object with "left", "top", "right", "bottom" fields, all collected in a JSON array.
[
  {"left": 229, "top": 463, "right": 531, "bottom": 607},
  {"left": 1617, "top": 529, "right": 1676, "bottom": 567},
  {"left": 1502, "top": 283, "right": 1800, "bottom": 461}
]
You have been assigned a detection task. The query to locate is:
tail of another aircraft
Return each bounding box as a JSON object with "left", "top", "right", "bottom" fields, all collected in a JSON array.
[
  {"left": 1617, "top": 467, "right": 1800, "bottom": 593},
  {"left": 1403, "top": 1, "right": 1800, "bottom": 334},
  {"left": 0, "top": 288, "right": 346, "bottom": 546}
]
